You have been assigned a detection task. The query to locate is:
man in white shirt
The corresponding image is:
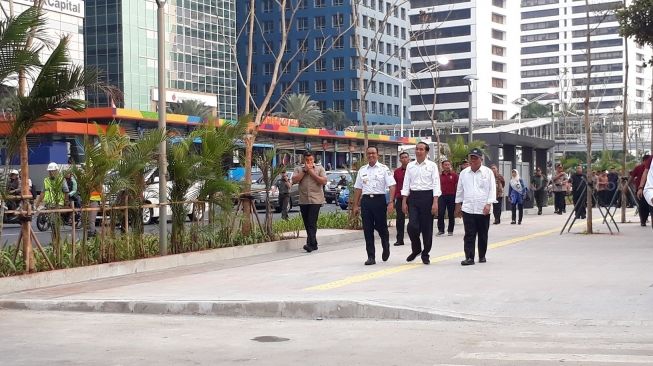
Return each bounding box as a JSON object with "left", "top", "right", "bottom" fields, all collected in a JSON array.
[
  {"left": 401, "top": 142, "right": 441, "bottom": 265},
  {"left": 455, "top": 148, "right": 496, "bottom": 266},
  {"left": 644, "top": 157, "right": 653, "bottom": 208},
  {"left": 353, "top": 146, "right": 396, "bottom": 265}
]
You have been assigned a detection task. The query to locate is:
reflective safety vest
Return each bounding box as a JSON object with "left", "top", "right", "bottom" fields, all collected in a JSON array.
[{"left": 43, "top": 176, "right": 65, "bottom": 206}]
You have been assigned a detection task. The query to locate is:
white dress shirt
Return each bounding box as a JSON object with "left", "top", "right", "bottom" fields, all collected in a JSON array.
[
  {"left": 455, "top": 165, "right": 497, "bottom": 214},
  {"left": 644, "top": 158, "right": 653, "bottom": 207},
  {"left": 354, "top": 162, "right": 396, "bottom": 195},
  {"left": 400, "top": 159, "right": 442, "bottom": 197}
]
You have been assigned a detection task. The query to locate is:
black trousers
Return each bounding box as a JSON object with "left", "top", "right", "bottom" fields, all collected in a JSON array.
[
  {"left": 572, "top": 192, "right": 586, "bottom": 218},
  {"left": 534, "top": 189, "right": 545, "bottom": 210},
  {"left": 492, "top": 199, "right": 502, "bottom": 223},
  {"left": 511, "top": 203, "right": 523, "bottom": 223},
  {"left": 554, "top": 191, "right": 566, "bottom": 213},
  {"left": 300, "top": 204, "right": 321, "bottom": 248},
  {"left": 437, "top": 194, "right": 456, "bottom": 234},
  {"left": 361, "top": 195, "right": 390, "bottom": 259},
  {"left": 407, "top": 190, "right": 434, "bottom": 259},
  {"left": 462, "top": 212, "right": 490, "bottom": 261},
  {"left": 394, "top": 197, "right": 406, "bottom": 244},
  {"left": 638, "top": 195, "right": 650, "bottom": 225},
  {"left": 279, "top": 194, "right": 290, "bottom": 219}
]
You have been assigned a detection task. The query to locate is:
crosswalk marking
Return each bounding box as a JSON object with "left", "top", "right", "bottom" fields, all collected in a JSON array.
[
  {"left": 455, "top": 352, "right": 653, "bottom": 363},
  {"left": 479, "top": 340, "right": 653, "bottom": 351}
]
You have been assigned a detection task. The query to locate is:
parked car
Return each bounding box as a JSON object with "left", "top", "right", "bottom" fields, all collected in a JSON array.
[
  {"left": 252, "top": 170, "right": 299, "bottom": 213},
  {"left": 324, "top": 170, "right": 352, "bottom": 204},
  {"left": 337, "top": 186, "right": 391, "bottom": 210}
]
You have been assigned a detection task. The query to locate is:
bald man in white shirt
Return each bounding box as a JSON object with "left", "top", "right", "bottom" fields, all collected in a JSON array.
[{"left": 455, "top": 148, "right": 496, "bottom": 266}]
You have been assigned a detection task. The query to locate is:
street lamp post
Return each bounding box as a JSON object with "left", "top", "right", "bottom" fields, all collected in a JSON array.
[
  {"left": 156, "top": 0, "right": 168, "bottom": 255},
  {"left": 463, "top": 75, "right": 478, "bottom": 142}
]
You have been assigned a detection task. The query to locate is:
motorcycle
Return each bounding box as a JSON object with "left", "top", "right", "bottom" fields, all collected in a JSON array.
[
  {"left": 36, "top": 206, "right": 81, "bottom": 232},
  {"left": 2, "top": 201, "right": 21, "bottom": 225}
]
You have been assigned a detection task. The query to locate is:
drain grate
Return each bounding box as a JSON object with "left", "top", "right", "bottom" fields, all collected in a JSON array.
[{"left": 251, "top": 336, "right": 290, "bottom": 343}]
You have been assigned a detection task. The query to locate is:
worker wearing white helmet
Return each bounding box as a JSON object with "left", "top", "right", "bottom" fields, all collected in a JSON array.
[{"left": 34, "top": 162, "right": 69, "bottom": 209}]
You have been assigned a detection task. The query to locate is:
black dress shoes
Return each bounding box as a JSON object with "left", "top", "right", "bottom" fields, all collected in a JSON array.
[
  {"left": 365, "top": 258, "right": 376, "bottom": 265},
  {"left": 422, "top": 256, "right": 430, "bottom": 265},
  {"left": 510, "top": 221, "right": 516, "bottom": 225},
  {"left": 303, "top": 245, "right": 313, "bottom": 253},
  {"left": 479, "top": 257, "right": 486, "bottom": 263},
  {"left": 393, "top": 242, "right": 404, "bottom": 246},
  {"left": 493, "top": 220, "right": 500, "bottom": 225},
  {"left": 461, "top": 258, "right": 475, "bottom": 266},
  {"left": 382, "top": 247, "right": 390, "bottom": 262},
  {"left": 406, "top": 251, "right": 421, "bottom": 262}
]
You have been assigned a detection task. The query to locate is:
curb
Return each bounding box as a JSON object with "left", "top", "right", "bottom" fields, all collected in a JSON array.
[
  {"left": 0, "top": 230, "right": 362, "bottom": 295},
  {"left": 0, "top": 299, "right": 467, "bottom": 321}
]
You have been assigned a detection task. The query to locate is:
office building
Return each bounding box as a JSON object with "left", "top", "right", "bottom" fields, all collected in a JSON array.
[
  {"left": 520, "top": 0, "right": 652, "bottom": 116},
  {"left": 85, "top": 0, "right": 237, "bottom": 120},
  {"left": 408, "top": 0, "right": 520, "bottom": 127},
  {"left": 237, "top": 0, "right": 411, "bottom": 126}
]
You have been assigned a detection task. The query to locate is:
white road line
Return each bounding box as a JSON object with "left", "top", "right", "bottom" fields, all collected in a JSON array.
[
  {"left": 455, "top": 352, "right": 653, "bottom": 363},
  {"left": 479, "top": 340, "right": 653, "bottom": 351}
]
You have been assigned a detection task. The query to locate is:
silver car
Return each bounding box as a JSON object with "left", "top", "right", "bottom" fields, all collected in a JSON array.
[{"left": 252, "top": 170, "right": 299, "bottom": 213}]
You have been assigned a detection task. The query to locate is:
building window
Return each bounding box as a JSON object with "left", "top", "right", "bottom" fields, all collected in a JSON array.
[
  {"left": 333, "top": 57, "right": 344, "bottom": 71},
  {"left": 263, "top": 21, "right": 274, "bottom": 34},
  {"left": 636, "top": 89, "right": 644, "bottom": 98},
  {"left": 371, "top": 101, "right": 377, "bottom": 114},
  {"left": 491, "top": 13, "right": 505, "bottom": 24},
  {"left": 492, "top": 94, "right": 506, "bottom": 104},
  {"left": 299, "top": 40, "right": 308, "bottom": 52},
  {"left": 297, "top": 17, "right": 308, "bottom": 31},
  {"left": 352, "top": 100, "right": 360, "bottom": 112},
  {"left": 264, "top": 44, "right": 273, "bottom": 54},
  {"left": 636, "top": 77, "right": 644, "bottom": 86},
  {"left": 492, "top": 110, "right": 506, "bottom": 120},
  {"left": 492, "top": 62, "right": 505, "bottom": 72},
  {"left": 315, "top": 59, "right": 326, "bottom": 72},
  {"left": 264, "top": 63, "right": 273, "bottom": 75},
  {"left": 394, "top": 85, "right": 399, "bottom": 97},
  {"left": 394, "top": 105, "right": 399, "bottom": 116},
  {"left": 315, "top": 37, "right": 325, "bottom": 51},
  {"left": 379, "top": 102, "right": 385, "bottom": 115},
  {"left": 298, "top": 81, "right": 309, "bottom": 94},
  {"left": 491, "top": 45, "right": 505, "bottom": 56},
  {"left": 262, "top": 0, "right": 273, "bottom": 13},
  {"left": 333, "top": 37, "right": 344, "bottom": 49},
  {"left": 332, "top": 13, "right": 344, "bottom": 27},
  {"left": 492, "top": 29, "right": 505, "bottom": 40},
  {"left": 387, "top": 103, "right": 392, "bottom": 115},
  {"left": 351, "top": 78, "right": 359, "bottom": 90},
  {"left": 371, "top": 80, "right": 377, "bottom": 93},
  {"left": 636, "top": 102, "right": 644, "bottom": 110},
  {"left": 350, "top": 56, "right": 358, "bottom": 70},
  {"left": 492, "top": 78, "right": 506, "bottom": 88},
  {"left": 315, "top": 80, "right": 327, "bottom": 93},
  {"left": 315, "top": 0, "right": 325, "bottom": 8},
  {"left": 333, "top": 0, "right": 344, "bottom": 5},
  {"left": 492, "top": 0, "right": 505, "bottom": 7},
  {"left": 333, "top": 79, "right": 345, "bottom": 92},
  {"left": 315, "top": 16, "right": 325, "bottom": 29},
  {"left": 401, "top": 7, "right": 406, "bottom": 20},
  {"left": 333, "top": 100, "right": 345, "bottom": 112}
]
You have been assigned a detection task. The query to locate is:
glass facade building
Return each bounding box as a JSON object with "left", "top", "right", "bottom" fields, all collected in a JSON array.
[{"left": 85, "top": 0, "right": 237, "bottom": 120}]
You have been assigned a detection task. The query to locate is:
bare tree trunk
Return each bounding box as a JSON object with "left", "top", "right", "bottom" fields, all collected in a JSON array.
[
  {"left": 241, "top": 0, "right": 256, "bottom": 234},
  {"left": 584, "top": 0, "right": 593, "bottom": 234},
  {"left": 352, "top": 3, "right": 368, "bottom": 151},
  {"left": 622, "top": 11, "right": 629, "bottom": 224}
]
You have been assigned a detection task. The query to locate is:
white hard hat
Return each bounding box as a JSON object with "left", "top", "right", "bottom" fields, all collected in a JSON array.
[
  {"left": 47, "top": 162, "right": 59, "bottom": 171},
  {"left": 9, "top": 169, "right": 18, "bottom": 175}
]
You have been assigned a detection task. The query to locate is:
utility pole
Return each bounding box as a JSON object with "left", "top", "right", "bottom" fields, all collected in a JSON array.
[{"left": 156, "top": 0, "right": 168, "bottom": 255}]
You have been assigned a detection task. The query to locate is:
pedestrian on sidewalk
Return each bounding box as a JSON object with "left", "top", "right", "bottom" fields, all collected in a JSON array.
[
  {"left": 490, "top": 164, "right": 505, "bottom": 224},
  {"left": 455, "top": 148, "right": 496, "bottom": 266},
  {"left": 552, "top": 164, "right": 568, "bottom": 215},
  {"left": 531, "top": 167, "right": 546, "bottom": 215},
  {"left": 401, "top": 142, "right": 441, "bottom": 265},
  {"left": 508, "top": 169, "right": 527, "bottom": 225},
  {"left": 275, "top": 171, "right": 292, "bottom": 220},
  {"left": 570, "top": 165, "right": 587, "bottom": 220},
  {"left": 643, "top": 157, "right": 653, "bottom": 207},
  {"left": 353, "top": 146, "right": 396, "bottom": 265},
  {"left": 631, "top": 154, "right": 651, "bottom": 226},
  {"left": 393, "top": 151, "right": 410, "bottom": 246},
  {"left": 460, "top": 159, "right": 470, "bottom": 172},
  {"left": 437, "top": 160, "right": 458, "bottom": 236},
  {"left": 292, "top": 151, "right": 327, "bottom": 253}
]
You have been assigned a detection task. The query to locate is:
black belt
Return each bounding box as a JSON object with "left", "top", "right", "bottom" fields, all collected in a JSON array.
[
  {"left": 410, "top": 190, "right": 432, "bottom": 193},
  {"left": 362, "top": 194, "right": 384, "bottom": 198}
]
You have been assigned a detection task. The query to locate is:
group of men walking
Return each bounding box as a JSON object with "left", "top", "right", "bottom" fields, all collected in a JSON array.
[{"left": 351, "top": 143, "right": 496, "bottom": 266}]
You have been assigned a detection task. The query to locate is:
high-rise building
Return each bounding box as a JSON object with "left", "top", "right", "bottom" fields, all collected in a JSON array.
[
  {"left": 0, "top": 0, "right": 85, "bottom": 87},
  {"left": 520, "top": 0, "right": 652, "bottom": 116},
  {"left": 408, "top": 0, "right": 520, "bottom": 126},
  {"left": 85, "top": 0, "right": 237, "bottom": 120},
  {"left": 236, "top": 0, "right": 411, "bottom": 126}
]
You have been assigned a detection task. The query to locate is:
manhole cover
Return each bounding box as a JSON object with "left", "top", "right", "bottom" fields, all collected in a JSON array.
[{"left": 251, "top": 336, "right": 290, "bottom": 343}]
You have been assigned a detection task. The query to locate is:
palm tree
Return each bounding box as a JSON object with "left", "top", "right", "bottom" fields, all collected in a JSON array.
[
  {"left": 4, "top": 22, "right": 115, "bottom": 271},
  {"left": 168, "top": 99, "right": 213, "bottom": 119},
  {"left": 321, "top": 109, "right": 350, "bottom": 130},
  {"left": 276, "top": 94, "right": 323, "bottom": 128},
  {"left": 448, "top": 136, "right": 486, "bottom": 171}
]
